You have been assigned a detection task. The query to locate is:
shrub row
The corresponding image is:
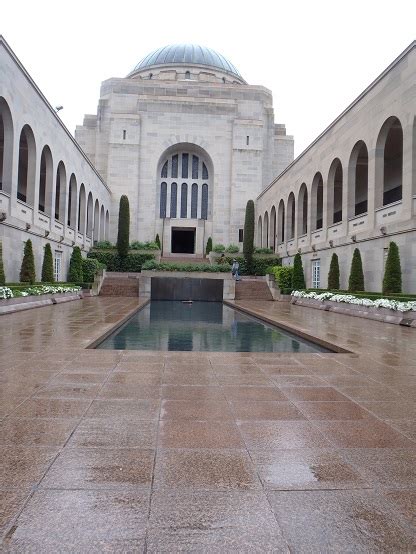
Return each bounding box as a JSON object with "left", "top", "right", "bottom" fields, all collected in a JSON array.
[
  {"left": 221, "top": 256, "right": 280, "bottom": 276},
  {"left": 269, "top": 266, "right": 293, "bottom": 289},
  {"left": 142, "top": 260, "right": 230, "bottom": 272},
  {"left": 87, "top": 251, "right": 155, "bottom": 272}
]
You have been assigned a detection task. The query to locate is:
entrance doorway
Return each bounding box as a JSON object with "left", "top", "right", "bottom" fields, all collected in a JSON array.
[{"left": 171, "top": 228, "right": 195, "bottom": 254}]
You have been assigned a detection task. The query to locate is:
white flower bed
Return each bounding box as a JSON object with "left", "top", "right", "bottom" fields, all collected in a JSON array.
[
  {"left": 292, "top": 290, "right": 416, "bottom": 313},
  {"left": 0, "top": 285, "right": 81, "bottom": 300}
]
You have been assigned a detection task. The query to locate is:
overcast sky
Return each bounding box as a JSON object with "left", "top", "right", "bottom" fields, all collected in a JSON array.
[{"left": 2, "top": 0, "right": 415, "bottom": 157}]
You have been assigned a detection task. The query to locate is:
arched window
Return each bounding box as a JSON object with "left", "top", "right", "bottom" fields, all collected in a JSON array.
[
  {"left": 349, "top": 141, "right": 368, "bottom": 217},
  {"left": 185, "top": 71, "right": 191, "bottom": 79},
  {"left": 328, "top": 159, "right": 343, "bottom": 224},
  {"left": 170, "top": 183, "right": 177, "bottom": 218},
  {"left": 0, "top": 97, "right": 14, "bottom": 195},
  {"left": 201, "top": 184, "right": 208, "bottom": 220},
  {"left": 376, "top": 117, "right": 403, "bottom": 206},
  {"left": 298, "top": 183, "right": 308, "bottom": 235},
  {"left": 78, "top": 184, "right": 86, "bottom": 234},
  {"left": 39, "top": 145, "right": 53, "bottom": 214},
  {"left": 94, "top": 199, "right": 100, "bottom": 242},
  {"left": 159, "top": 150, "right": 211, "bottom": 220},
  {"left": 17, "top": 125, "right": 36, "bottom": 206},
  {"left": 105, "top": 210, "right": 110, "bottom": 241},
  {"left": 55, "top": 161, "right": 66, "bottom": 221},
  {"left": 191, "top": 183, "right": 198, "bottom": 218},
  {"left": 181, "top": 183, "right": 188, "bottom": 218},
  {"left": 160, "top": 182, "right": 167, "bottom": 218},
  {"left": 311, "top": 172, "right": 323, "bottom": 231},
  {"left": 100, "top": 205, "right": 105, "bottom": 240}
]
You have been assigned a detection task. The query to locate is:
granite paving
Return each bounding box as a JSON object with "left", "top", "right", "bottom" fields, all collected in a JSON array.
[{"left": 0, "top": 297, "right": 415, "bottom": 552}]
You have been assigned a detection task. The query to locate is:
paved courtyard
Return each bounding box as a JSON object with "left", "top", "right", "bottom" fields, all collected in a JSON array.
[{"left": 0, "top": 297, "right": 415, "bottom": 552}]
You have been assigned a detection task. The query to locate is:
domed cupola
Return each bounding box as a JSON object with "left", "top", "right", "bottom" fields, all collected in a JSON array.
[{"left": 128, "top": 43, "right": 246, "bottom": 84}]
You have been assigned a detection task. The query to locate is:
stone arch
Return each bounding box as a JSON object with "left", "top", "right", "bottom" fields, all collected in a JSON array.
[
  {"left": 17, "top": 124, "right": 36, "bottom": 206},
  {"left": 277, "top": 199, "right": 285, "bottom": 244},
  {"left": 105, "top": 210, "right": 110, "bottom": 241},
  {"left": 287, "top": 192, "right": 296, "bottom": 240},
  {"left": 93, "top": 199, "right": 100, "bottom": 242},
  {"left": 297, "top": 183, "right": 308, "bottom": 235},
  {"left": 270, "top": 205, "right": 276, "bottom": 252},
  {"left": 67, "top": 173, "right": 77, "bottom": 228},
  {"left": 348, "top": 140, "right": 368, "bottom": 217},
  {"left": 263, "top": 211, "right": 269, "bottom": 248},
  {"left": 54, "top": 161, "right": 66, "bottom": 222},
  {"left": 311, "top": 172, "right": 323, "bottom": 231},
  {"left": 38, "top": 145, "right": 53, "bottom": 215},
  {"left": 100, "top": 205, "right": 105, "bottom": 240},
  {"left": 375, "top": 116, "right": 403, "bottom": 207},
  {"left": 257, "top": 215, "right": 262, "bottom": 247},
  {"left": 0, "top": 97, "right": 14, "bottom": 195},
  {"left": 86, "top": 192, "right": 93, "bottom": 237},
  {"left": 327, "top": 158, "right": 343, "bottom": 224},
  {"left": 78, "top": 183, "right": 86, "bottom": 234}
]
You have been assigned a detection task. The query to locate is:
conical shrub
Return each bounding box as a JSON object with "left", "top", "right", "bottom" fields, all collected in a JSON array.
[
  {"left": 382, "top": 241, "right": 402, "bottom": 294},
  {"left": 41, "top": 243, "right": 54, "bottom": 283},
  {"left": 243, "top": 200, "right": 255, "bottom": 273},
  {"left": 155, "top": 234, "right": 161, "bottom": 249},
  {"left": 68, "top": 246, "right": 83, "bottom": 283},
  {"left": 292, "top": 253, "right": 306, "bottom": 289},
  {"left": 205, "top": 237, "right": 212, "bottom": 256},
  {"left": 348, "top": 248, "right": 364, "bottom": 292},
  {"left": 0, "top": 241, "right": 5, "bottom": 285},
  {"left": 117, "top": 195, "right": 130, "bottom": 258},
  {"left": 327, "top": 253, "right": 340, "bottom": 290},
  {"left": 20, "top": 239, "right": 36, "bottom": 284}
]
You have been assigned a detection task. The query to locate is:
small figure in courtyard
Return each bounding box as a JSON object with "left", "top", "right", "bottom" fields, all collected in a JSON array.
[{"left": 231, "top": 258, "right": 241, "bottom": 281}]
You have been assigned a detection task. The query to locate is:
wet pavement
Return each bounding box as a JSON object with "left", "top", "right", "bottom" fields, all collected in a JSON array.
[{"left": 0, "top": 297, "right": 415, "bottom": 552}]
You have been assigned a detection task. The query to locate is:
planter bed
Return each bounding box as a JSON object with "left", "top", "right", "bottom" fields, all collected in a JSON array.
[
  {"left": 0, "top": 291, "right": 83, "bottom": 315},
  {"left": 291, "top": 296, "right": 416, "bottom": 326}
]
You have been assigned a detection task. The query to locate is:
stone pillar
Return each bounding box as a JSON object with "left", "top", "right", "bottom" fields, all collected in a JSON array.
[
  {"left": 367, "top": 147, "right": 377, "bottom": 230},
  {"left": 401, "top": 119, "right": 414, "bottom": 220}
]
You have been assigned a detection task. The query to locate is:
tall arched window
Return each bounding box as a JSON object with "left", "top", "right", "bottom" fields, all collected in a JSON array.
[
  {"left": 100, "top": 205, "right": 105, "bottom": 240},
  {"left": 277, "top": 200, "right": 285, "bottom": 244},
  {"left": 376, "top": 116, "right": 403, "bottom": 206},
  {"left": 39, "top": 145, "right": 53, "bottom": 214},
  {"left": 258, "top": 216, "right": 263, "bottom": 247},
  {"left": 86, "top": 192, "right": 93, "bottom": 237},
  {"left": 55, "top": 161, "right": 66, "bottom": 222},
  {"left": 17, "top": 125, "right": 36, "bottom": 205},
  {"left": 181, "top": 183, "right": 188, "bottom": 218},
  {"left": 185, "top": 71, "right": 191, "bottom": 79},
  {"left": 159, "top": 150, "right": 211, "bottom": 220},
  {"left": 191, "top": 184, "right": 198, "bottom": 218},
  {"left": 328, "top": 159, "right": 343, "bottom": 224},
  {"left": 0, "top": 97, "right": 14, "bottom": 195},
  {"left": 78, "top": 184, "right": 86, "bottom": 234},
  {"left": 67, "top": 173, "right": 77, "bottom": 228},
  {"left": 263, "top": 211, "right": 269, "bottom": 248},
  {"left": 348, "top": 141, "right": 368, "bottom": 217},
  {"left": 287, "top": 193, "right": 296, "bottom": 240},
  {"left": 201, "top": 184, "right": 208, "bottom": 220},
  {"left": 170, "top": 183, "right": 177, "bottom": 218},
  {"left": 270, "top": 206, "right": 276, "bottom": 252},
  {"left": 298, "top": 183, "right": 308, "bottom": 235},
  {"left": 160, "top": 182, "right": 167, "bottom": 217},
  {"left": 311, "top": 172, "right": 323, "bottom": 231},
  {"left": 93, "top": 199, "right": 100, "bottom": 242}
]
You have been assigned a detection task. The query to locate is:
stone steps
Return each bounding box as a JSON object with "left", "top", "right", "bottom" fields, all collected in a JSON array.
[
  {"left": 234, "top": 280, "right": 273, "bottom": 301},
  {"left": 99, "top": 276, "right": 140, "bottom": 297}
]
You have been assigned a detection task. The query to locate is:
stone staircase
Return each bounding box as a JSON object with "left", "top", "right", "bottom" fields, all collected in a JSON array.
[
  {"left": 234, "top": 278, "right": 274, "bottom": 301},
  {"left": 99, "top": 273, "right": 140, "bottom": 297}
]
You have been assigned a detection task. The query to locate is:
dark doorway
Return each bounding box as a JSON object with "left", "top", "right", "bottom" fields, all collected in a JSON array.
[{"left": 171, "top": 228, "right": 195, "bottom": 253}]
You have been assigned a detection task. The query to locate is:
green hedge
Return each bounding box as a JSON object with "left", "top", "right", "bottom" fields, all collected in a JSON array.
[
  {"left": 87, "top": 251, "right": 155, "bottom": 272},
  {"left": 142, "top": 260, "right": 230, "bottom": 272},
  {"left": 212, "top": 244, "right": 225, "bottom": 253},
  {"left": 222, "top": 256, "right": 280, "bottom": 276},
  {"left": 82, "top": 258, "right": 105, "bottom": 283},
  {"left": 254, "top": 247, "right": 273, "bottom": 254},
  {"left": 270, "top": 266, "right": 293, "bottom": 289},
  {"left": 130, "top": 241, "right": 159, "bottom": 250}
]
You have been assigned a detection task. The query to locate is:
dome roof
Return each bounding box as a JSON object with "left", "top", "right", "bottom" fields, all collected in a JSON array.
[{"left": 130, "top": 43, "right": 243, "bottom": 80}]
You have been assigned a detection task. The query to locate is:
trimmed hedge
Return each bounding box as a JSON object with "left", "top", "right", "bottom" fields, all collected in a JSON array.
[
  {"left": 348, "top": 248, "right": 364, "bottom": 292},
  {"left": 94, "top": 241, "right": 113, "bottom": 249},
  {"left": 270, "top": 266, "right": 293, "bottom": 289},
  {"left": 254, "top": 247, "right": 273, "bottom": 254},
  {"left": 142, "top": 260, "right": 230, "bottom": 272},
  {"left": 87, "top": 251, "right": 155, "bottom": 272},
  {"left": 328, "top": 253, "right": 340, "bottom": 290},
  {"left": 41, "top": 243, "right": 54, "bottom": 283},
  {"left": 243, "top": 200, "right": 255, "bottom": 271},
  {"left": 82, "top": 258, "right": 104, "bottom": 283},
  {"left": 382, "top": 241, "right": 402, "bottom": 294},
  {"left": 212, "top": 244, "right": 225, "bottom": 253},
  {"left": 205, "top": 237, "right": 213, "bottom": 256},
  {"left": 20, "top": 239, "right": 36, "bottom": 284},
  {"left": 130, "top": 241, "right": 159, "bottom": 250},
  {"left": 68, "top": 246, "right": 83, "bottom": 283},
  {"left": 292, "top": 253, "right": 306, "bottom": 289},
  {"left": 225, "top": 244, "right": 240, "bottom": 253},
  {"left": 117, "top": 195, "right": 130, "bottom": 257},
  {"left": 221, "top": 256, "right": 280, "bottom": 276}
]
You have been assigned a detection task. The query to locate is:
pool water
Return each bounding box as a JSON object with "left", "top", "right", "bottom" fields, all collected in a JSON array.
[{"left": 96, "top": 301, "right": 330, "bottom": 353}]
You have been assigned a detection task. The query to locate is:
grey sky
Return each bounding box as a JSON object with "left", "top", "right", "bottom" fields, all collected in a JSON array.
[{"left": 2, "top": 0, "right": 415, "bottom": 157}]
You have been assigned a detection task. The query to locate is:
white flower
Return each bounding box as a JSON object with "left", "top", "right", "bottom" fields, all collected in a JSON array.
[{"left": 291, "top": 290, "right": 416, "bottom": 312}]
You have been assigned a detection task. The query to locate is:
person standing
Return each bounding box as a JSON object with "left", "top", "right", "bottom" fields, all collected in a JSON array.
[{"left": 231, "top": 259, "right": 241, "bottom": 281}]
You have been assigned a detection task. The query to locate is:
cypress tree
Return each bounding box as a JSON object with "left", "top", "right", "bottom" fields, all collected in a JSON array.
[
  {"left": 292, "top": 252, "right": 306, "bottom": 290},
  {"left": 205, "top": 236, "right": 213, "bottom": 256},
  {"left": 0, "top": 241, "right": 5, "bottom": 286},
  {"left": 243, "top": 200, "right": 255, "bottom": 273},
  {"left": 41, "top": 243, "right": 54, "bottom": 283},
  {"left": 155, "top": 234, "right": 161, "bottom": 249},
  {"left": 68, "top": 246, "right": 83, "bottom": 283},
  {"left": 20, "top": 239, "right": 36, "bottom": 284},
  {"left": 382, "top": 241, "right": 402, "bottom": 294},
  {"left": 348, "top": 248, "right": 365, "bottom": 292},
  {"left": 327, "top": 253, "right": 340, "bottom": 290},
  {"left": 117, "top": 195, "right": 130, "bottom": 258}
]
